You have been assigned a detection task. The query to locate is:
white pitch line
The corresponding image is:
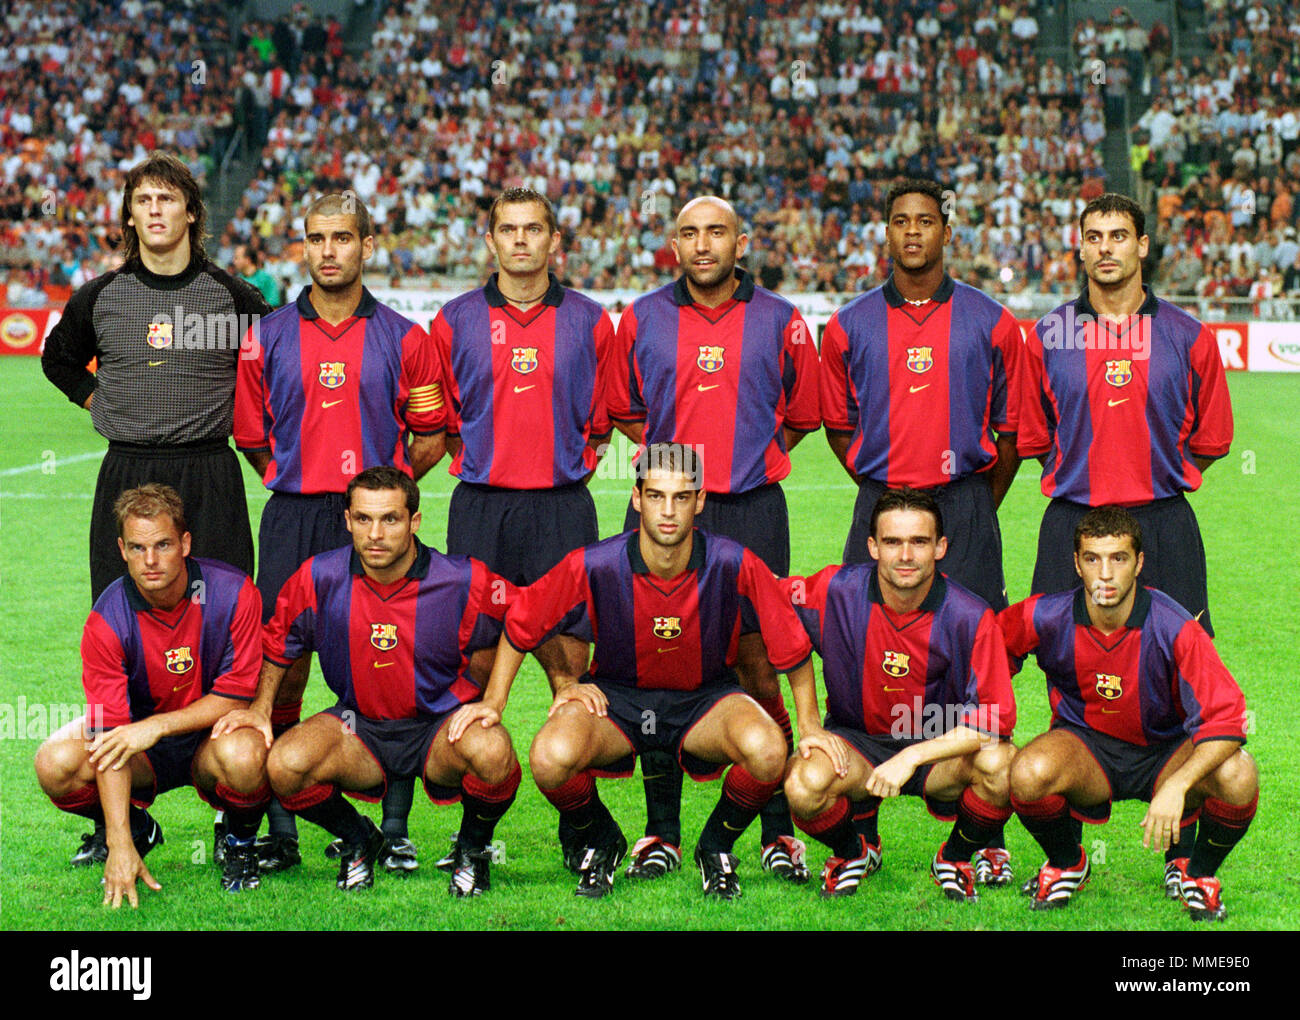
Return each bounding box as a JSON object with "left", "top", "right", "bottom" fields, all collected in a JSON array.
[{"left": 0, "top": 450, "right": 106, "bottom": 477}]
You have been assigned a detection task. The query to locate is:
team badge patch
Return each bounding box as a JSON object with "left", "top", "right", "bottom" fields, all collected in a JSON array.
[
  {"left": 1104, "top": 360, "right": 1133, "bottom": 387},
  {"left": 146, "top": 322, "right": 174, "bottom": 349},
  {"left": 697, "top": 346, "right": 725, "bottom": 373},
  {"left": 882, "top": 650, "right": 910, "bottom": 678},
  {"left": 1094, "top": 673, "right": 1123, "bottom": 701},
  {"left": 906, "top": 346, "right": 934, "bottom": 374},
  {"left": 370, "top": 623, "right": 398, "bottom": 651},
  {"left": 165, "top": 647, "right": 194, "bottom": 675},
  {"left": 319, "top": 362, "right": 347, "bottom": 389},
  {"left": 510, "top": 347, "right": 539, "bottom": 374},
  {"left": 652, "top": 616, "right": 682, "bottom": 640}
]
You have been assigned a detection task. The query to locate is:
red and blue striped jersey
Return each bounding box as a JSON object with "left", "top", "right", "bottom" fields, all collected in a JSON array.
[
  {"left": 504, "top": 529, "right": 812, "bottom": 690},
  {"left": 608, "top": 270, "right": 821, "bottom": 494},
  {"left": 821, "top": 274, "right": 1024, "bottom": 488},
  {"left": 432, "top": 273, "right": 614, "bottom": 488},
  {"left": 998, "top": 587, "right": 1248, "bottom": 746},
  {"left": 783, "top": 564, "right": 1015, "bottom": 739},
  {"left": 81, "top": 558, "right": 262, "bottom": 730},
  {"left": 264, "top": 539, "right": 514, "bottom": 719},
  {"left": 1018, "top": 287, "right": 1233, "bottom": 506},
  {"left": 235, "top": 287, "right": 445, "bottom": 494}
]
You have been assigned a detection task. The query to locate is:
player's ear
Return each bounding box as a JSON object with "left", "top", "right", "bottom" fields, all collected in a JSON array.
[
  {"left": 631, "top": 483, "right": 642, "bottom": 516},
  {"left": 670, "top": 235, "right": 681, "bottom": 265},
  {"left": 180, "top": 531, "right": 192, "bottom": 559},
  {"left": 410, "top": 509, "right": 422, "bottom": 534},
  {"left": 1134, "top": 550, "right": 1144, "bottom": 578},
  {"left": 117, "top": 537, "right": 128, "bottom": 563},
  {"left": 693, "top": 488, "right": 706, "bottom": 516},
  {"left": 1073, "top": 552, "right": 1084, "bottom": 580},
  {"left": 734, "top": 231, "right": 749, "bottom": 259},
  {"left": 866, "top": 535, "right": 880, "bottom": 562},
  {"left": 361, "top": 233, "right": 375, "bottom": 262},
  {"left": 934, "top": 535, "right": 948, "bottom": 561}
]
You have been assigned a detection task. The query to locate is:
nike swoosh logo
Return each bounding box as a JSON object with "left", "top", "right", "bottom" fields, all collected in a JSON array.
[
  {"left": 697, "top": 384, "right": 720, "bottom": 392},
  {"left": 373, "top": 661, "right": 394, "bottom": 669},
  {"left": 513, "top": 385, "right": 535, "bottom": 393},
  {"left": 1107, "top": 398, "right": 1128, "bottom": 407},
  {"left": 909, "top": 384, "right": 929, "bottom": 393},
  {"left": 148, "top": 360, "right": 165, "bottom": 367},
  {"left": 321, "top": 399, "right": 344, "bottom": 408},
  {"left": 172, "top": 682, "right": 192, "bottom": 691},
  {"left": 1101, "top": 708, "right": 1121, "bottom": 714},
  {"left": 883, "top": 686, "right": 904, "bottom": 692},
  {"left": 722, "top": 821, "right": 746, "bottom": 832},
  {"left": 656, "top": 647, "right": 678, "bottom": 654}
]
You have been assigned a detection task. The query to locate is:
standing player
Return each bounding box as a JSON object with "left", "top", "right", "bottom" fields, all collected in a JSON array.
[
  {"left": 225, "top": 467, "right": 521, "bottom": 895},
  {"left": 1000, "top": 508, "right": 1256, "bottom": 920},
  {"left": 234, "top": 192, "right": 445, "bottom": 874},
  {"left": 608, "top": 196, "right": 821, "bottom": 882},
  {"left": 34, "top": 485, "right": 270, "bottom": 905},
  {"left": 782, "top": 488, "right": 1017, "bottom": 900},
  {"left": 820, "top": 177, "right": 1024, "bottom": 613},
  {"left": 1019, "top": 193, "right": 1232, "bottom": 634},
  {"left": 42, "top": 152, "right": 269, "bottom": 604},
  {"left": 450, "top": 444, "right": 836, "bottom": 900}
]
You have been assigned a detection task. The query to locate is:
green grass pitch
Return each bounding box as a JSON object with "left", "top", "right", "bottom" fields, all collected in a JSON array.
[{"left": 1, "top": 356, "right": 1296, "bottom": 931}]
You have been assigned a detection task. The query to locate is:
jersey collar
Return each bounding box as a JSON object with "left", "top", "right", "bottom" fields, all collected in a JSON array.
[
  {"left": 671, "top": 267, "right": 756, "bottom": 306},
  {"left": 1075, "top": 283, "right": 1159, "bottom": 319},
  {"left": 1071, "top": 584, "right": 1152, "bottom": 628},
  {"left": 295, "top": 285, "right": 380, "bottom": 320},
  {"left": 124, "top": 557, "right": 204, "bottom": 613},
  {"left": 883, "top": 272, "right": 955, "bottom": 308},
  {"left": 626, "top": 527, "right": 707, "bottom": 575},
  {"left": 130, "top": 253, "right": 206, "bottom": 290},
  {"left": 866, "top": 565, "right": 948, "bottom": 612},
  {"left": 349, "top": 536, "right": 433, "bottom": 580},
  {"left": 484, "top": 272, "right": 564, "bottom": 308}
]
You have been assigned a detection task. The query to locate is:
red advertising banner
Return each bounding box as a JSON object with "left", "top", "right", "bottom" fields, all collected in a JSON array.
[{"left": 0, "top": 308, "right": 54, "bottom": 356}]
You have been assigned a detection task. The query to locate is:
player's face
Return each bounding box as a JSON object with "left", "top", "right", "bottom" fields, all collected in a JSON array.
[
  {"left": 867, "top": 509, "right": 947, "bottom": 597},
  {"left": 632, "top": 469, "right": 704, "bottom": 549},
  {"left": 1074, "top": 534, "right": 1143, "bottom": 610},
  {"left": 304, "top": 213, "right": 374, "bottom": 292},
  {"left": 485, "top": 201, "right": 559, "bottom": 276},
  {"left": 127, "top": 179, "right": 195, "bottom": 257},
  {"left": 672, "top": 200, "right": 748, "bottom": 289},
  {"left": 886, "top": 192, "right": 950, "bottom": 275},
  {"left": 118, "top": 514, "right": 192, "bottom": 608},
  {"left": 1079, "top": 211, "right": 1149, "bottom": 289},
  {"left": 345, "top": 487, "right": 422, "bottom": 575}
]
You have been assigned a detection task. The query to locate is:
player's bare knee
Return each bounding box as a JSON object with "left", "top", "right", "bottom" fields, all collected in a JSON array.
[
  {"left": 784, "top": 755, "right": 834, "bottom": 816},
  {"left": 267, "top": 737, "right": 314, "bottom": 795},
  {"left": 462, "top": 724, "right": 517, "bottom": 786},
  {"left": 1009, "top": 747, "right": 1057, "bottom": 801},
  {"left": 973, "top": 741, "right": 1014, "bottom": 803},
  {"left": 1210, "top": 749, "right": 1259, "bottom": 803},
  {"left": 210, "top": 730, "right": 268, "bottom": 789},
  {"left": 34, "top": 737, "right": 89, "bottom": 795},
  {"left": 529, "top": 729, "right": 580, "bottom": 789},
  {"left": 736, "top": 724, "right": 786, "bottom": 784}
]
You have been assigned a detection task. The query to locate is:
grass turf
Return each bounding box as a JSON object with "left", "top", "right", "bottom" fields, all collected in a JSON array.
[{"left": 1, "top": 356, "right": 1295, "bottom": 930}]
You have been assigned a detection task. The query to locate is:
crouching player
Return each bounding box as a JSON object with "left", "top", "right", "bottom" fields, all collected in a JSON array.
[
  {"left": 35, "top": 484, "right": 270, "bottom": 905},
  {"left": 1001, "top": 507, "right": 1256, "bottom": 920},
  {"left": 224, "top": 467, "right": 521, "bottom": 895},
  {"left": 450, "top": 443, "right": 834, "bottom": 900},
  {"left": 782, "top": 488, "right": 1017, "bottom": 900}
]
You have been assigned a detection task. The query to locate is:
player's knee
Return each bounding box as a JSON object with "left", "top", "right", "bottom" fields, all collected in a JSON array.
[
  {"left": 461, "top": 724, "right": 517, "bottom": 786},
  {"left": 973, "top": 741, "right": 1015, "bottom": 803},
  {"left": 529, "top": 728, "right": 581, "bottom": 789},
  {"left": 34, "top": 737, "right": 88, "bottom": 795},
  {"left": 266, "top": 737, "right": 314, "bottom": 795},
  {"left": 1009, "top": 747, "right": 1057, "bottom": 802},
  {"left": 735, "top": 723, "right": 786, "bottom": 784},
  {"left": 784, "top": 755, "right": 835, "bottom": 816},
  {"left": 210, "top": 729, "right": 269, "bottom": 789},
  {"left": 1211, "top": 749, "right": 1259, "bottom": 803}
]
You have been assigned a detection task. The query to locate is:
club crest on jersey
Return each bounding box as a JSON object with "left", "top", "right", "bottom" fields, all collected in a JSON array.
[
  {"left": 164, "top": 646, "right": 193, "bottom": 675},
  {"left": 1094, "top": 673, "right": 1123, "bottom": 701},
  {"left": 370, "top": 624, "right": 398, "bottom": 651},
  {"left": 906, "top": 346, "right": 934, "bottom": 374},
  {"left": 652, "top": 616, "right": 682, "bottom": 640},
  {"left": 1105, "top": 360, "right": 1133, "bottom": 387},
  {"left": 697, "top": 346, "right": 725, "bottom": 373},
  {"left": 146, "top": 322, "right": 173, "bottom": 349},
  {"left": 510, "top": 347, "right": 539, "bottom": 374},
  {"left": 882, "top": 650, "right": 910, "bottom": 678},
  {"left": 319, "top": 362, "right": 347, "bottom": 389}
]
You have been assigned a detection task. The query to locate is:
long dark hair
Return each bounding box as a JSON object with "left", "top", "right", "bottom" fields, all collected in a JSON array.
[{"left": 119, "top": 152, "right": 208, "bottom": 263}]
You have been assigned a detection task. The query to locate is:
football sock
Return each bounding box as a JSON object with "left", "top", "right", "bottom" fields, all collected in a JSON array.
[
  {"left": 380, "top": 775, "right": 415, "bottom": 840},
  {"left": 267, "top": 709, "right": 302, "bottom": 838},
  {"left": 942, "top": 788, "right": 1014, "bottom": 862},
  {"left": 52, "top": 783, "right": 103, "bottom": 823},
  {"left": 793, "top": 795, "right": 862, "bottom": 860},
  {"left": 458, "top": 762, "right": 521, "bottom": 848},
  {"left": 640, "top": 748, "right": 683, "bottom": 846},
  {"left": 1166, "top": 815, "right": 1197, "bottom": 864},
  {"left": 280, "top": 783, "right": 368, "bottom": 846},
  {"left": 541, "top": 771, "right": 620, "bottom": 848},
  {"left": 214, "top": 782, "right": 271, "bottom": 842},
  {"left": 852, "top": 799, "right": 881, "bottom": 848},
  {"left": 265, "top": 801, "right": 298, "bottom": 839},
  {"left": 1188, "top": 793, "right": 1257, "bottom": 878},
  {"left": 698, "top": 765, "right": 781, "bottom": 854},
  {"left": 755, "top": 696, "right": 796, "bottom": 844},
  {"left": 1011, "top": 792, "right": 1080, "bottom": 868}
]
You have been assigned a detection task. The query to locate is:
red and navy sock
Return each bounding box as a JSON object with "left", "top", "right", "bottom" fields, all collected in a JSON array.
[
  {"left": 458, "top": 762, "right": 521, "bottom": 849},
  {"left": 942, "top": 788, "right": 1014, "bottom": 862},
  {"left": 1167, "top": 814, "right": 1197, "bottom": 865},
  {"left": 542, "top": 771, "right": 620, "bottom": 848},
  {"left": 698, "top": 765, "right": 781, "bottom": 854},
  {"left": 755, "top": 696, "right": 796, "bottom": 844},
  {"left": 1189, "top": 793, "right": 1257, "bottom": 878},
  {"left": 1011, "top": 792, "right": 1080, "bottom": 868},
  {"left": 213, "top": 782, "right": 271, "bottom": 842},
  {"left": 640, "top": 749, "right": 683, "bottom": 846},
  {"left": 52, "top": 783, "right": 104, "bottom": 826},
  {"left": 852, "top": 799, "right": 881, "bottom": 848},
  {"left": 793, "top": 795, "right": 862, "bottom": 860},
  {"left": 280, "top": 782, "right": 367, "bottom": 845}
]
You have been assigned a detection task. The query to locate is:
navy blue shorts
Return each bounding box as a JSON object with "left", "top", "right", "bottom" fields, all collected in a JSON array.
[
  {"left": 590, "top": 678, "right": 751, "bottom": 782},
  {"left": 843, "top": 471, "right": 1007, "bottom": 611},
  {"left": 322, "top": 704, "right": 452, "bottom": 803},
  {"left": 1052, "top": 721, "right": 1190, "bottom": 823},
  {"left": 130, "top": 730, "right": 207, "bottom": 807},
  {"left": 825, "top": 724, "right": 935, "bottom": 801},
  {"left": 1031, "top": 493, "right": 1213, "bottom": 635},
  {"left": 448, "top": 481, "right": 598, "bottom": 586},
  {"left": 256, "top": 491, "right": 351, "bottom": 623}
]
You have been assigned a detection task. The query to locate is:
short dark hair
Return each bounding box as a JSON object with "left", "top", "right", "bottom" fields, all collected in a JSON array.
[
  {"left": 885, "top": 178, "right": 949, "bottom": 225},
  {"left": 1079, "top": 193, "right": 1146, "bottom": 239},
  {"left": 304, "top": 191, "right": 374, "bottom": 240},
  {"left": 120, "top": 152, "right": 208, "bottom": 263},
  {"left": 488, "top": 187, "right": 558, "bottom": 235},
  {"left": 1074, "top": 506, "right": 1142, "bottom": 555},
  {"left": 869, "top": 486, "right": 944, "bottom": 539},
  {"left": 634, "top": 442, "right": 703, "bottom": 491},
  {"left": 114, "top": 483, "right": 188, "bottom": 539},
  {"left": 346, "top": 466, "right": 419, "bottom": 515}
]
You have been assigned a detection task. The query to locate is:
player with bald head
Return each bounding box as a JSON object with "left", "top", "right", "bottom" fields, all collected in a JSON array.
[{"left": 608, "top": 195, "right": 822, "bottom": 884}]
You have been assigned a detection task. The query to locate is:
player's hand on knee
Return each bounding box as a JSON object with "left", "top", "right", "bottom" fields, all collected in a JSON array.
[
  {"left": 447, "top": 702, "right": 501, "bottom": 744},
  {"left": 211, "top": 707, "right": 273, "bottom": 748},
  {"left": 1140, "top": 783, "right": 1187, "bottom": 851},
  {"left": 796, "top": 728, "right": 850, "bottom": 777},
  {"left": 102, "top": 848, "right": 161, "bottom": 909},
  {"left": 89, "top": 720, "right": 161, "bottom": 773},
  {"left": 548, "top": 682, "right": 607, "bottom": 718},
  {"left": 865, "top": 752, "right": 915, "bottom": 798}
]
